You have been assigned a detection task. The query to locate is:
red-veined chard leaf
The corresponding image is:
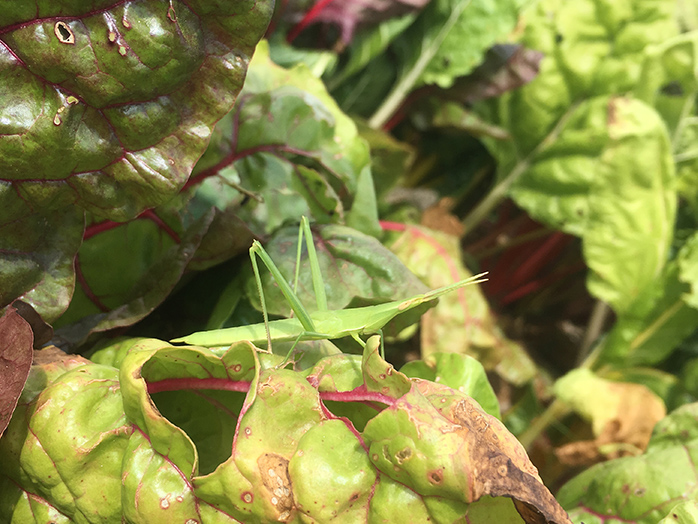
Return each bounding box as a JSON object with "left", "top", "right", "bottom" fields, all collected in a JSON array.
[
  {"left": 0, "top": 336, "right": 571, "bottom": 523},
  {"left": 0, "top": 0, "right": 273, "bottom": 322},
  {"left": 0, "top": 0, "right": 272, "bottom": 223},
  {"left": 189, "top": 41, "right": 380, "bottom": 238}
]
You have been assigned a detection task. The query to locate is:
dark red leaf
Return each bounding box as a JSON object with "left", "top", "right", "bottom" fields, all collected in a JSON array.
[{"left": 0, "top": 307, "right": 34, "bottom": 437}]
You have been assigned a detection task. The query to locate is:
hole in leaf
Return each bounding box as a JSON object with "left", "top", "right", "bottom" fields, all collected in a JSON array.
[
  {"left": 321, "top": 399, "right": 384, "bottom": 431},
  {"left": 54, "top": 22, "right": 75, "bottom": 44}
]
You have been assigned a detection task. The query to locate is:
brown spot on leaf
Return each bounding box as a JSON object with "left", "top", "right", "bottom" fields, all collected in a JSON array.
[
  {"left": 257, "top": 453, "right": 294, "bottom": 521},
  {"left": 428, "top": 469, "right": 443, "bottom": 484},
  {"left": 54, "top": 22, "right": 75, "bottom": 44},
  {"left": 395, "top": 447, "right": 412, "bottom": 464}
]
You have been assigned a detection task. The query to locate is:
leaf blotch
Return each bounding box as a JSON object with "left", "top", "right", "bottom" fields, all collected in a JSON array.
[{"left": 258, "top": 453, "right": 294, "bottom": 521}]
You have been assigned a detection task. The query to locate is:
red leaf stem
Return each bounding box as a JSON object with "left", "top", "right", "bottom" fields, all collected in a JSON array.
[
  {"left": 286, "top": 0, "right": 336, "bottom": 43},
  {"left": 74, "top": 255, "right": 110, "bottom": 312}
]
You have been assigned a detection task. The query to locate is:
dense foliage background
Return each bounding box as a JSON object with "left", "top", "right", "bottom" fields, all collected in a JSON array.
[{"left": 3, "top": 0, "right": 698, "bottom": 522}]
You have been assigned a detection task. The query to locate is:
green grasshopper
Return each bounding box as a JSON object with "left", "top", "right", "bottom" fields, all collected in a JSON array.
[{"left": 172, "top": 217, "right": 487, "bottom": 358}]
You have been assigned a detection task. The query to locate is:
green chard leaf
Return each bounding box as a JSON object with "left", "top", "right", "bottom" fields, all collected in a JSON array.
[
  {"left": 470, "top": 0, "right": 680, "bottom": 321},
  {"left": 0, "top": 1, "right": 273, "bottom": 321},
  {"left": 0, "top": 337, "right": 571, "bottom": 523},
  {"left": 368, "top": 0, "right": 526, "bottom": 127},
  {"left": 599, "top": 230, "right": 698, "bottom": 366},
  {"left": 0, "top": 0, "right": 272, "bottom": 223},
  {"left": 190, "top": 41, "right": 381, "bottom": 238},
  {"left": 559, "top": 403, "right": 698, "bottom": 524}
]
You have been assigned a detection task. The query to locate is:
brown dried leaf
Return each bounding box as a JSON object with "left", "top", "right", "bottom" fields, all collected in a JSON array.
[
  {"left": 420, "top": 197, "right": 465, "bottom": 237},
  {"left": 554, "top": 370, "right": 666, "bottom": 466},
  {"left": 0, "top": 307, "right": 34, "bottom": 437}
]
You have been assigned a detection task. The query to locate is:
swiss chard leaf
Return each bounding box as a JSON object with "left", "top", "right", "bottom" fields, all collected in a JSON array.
[
  {"left": 558, "top": 403, "right": 698, "bottom": 524},
  {"left": 0, "top": 336, "right": 571, "bottom": 523},
  {"left": 0, "top": 0, "right": 272, "bottom": 223},
  {"left": 0, "top": 0, "right": 273, "bottom": 321}
]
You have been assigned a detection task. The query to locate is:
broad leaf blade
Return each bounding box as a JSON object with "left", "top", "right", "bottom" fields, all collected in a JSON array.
[
  {"left": 0, "top": 0, "right": 273, "bottom": 223},
  {"left": 0, "top": 307, "right": 33, "bottom": 438}
]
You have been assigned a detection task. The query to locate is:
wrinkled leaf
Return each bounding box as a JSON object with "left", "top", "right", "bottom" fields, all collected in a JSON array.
[
  {"left": 0, "top": 336, "right": 571, "bottom": 523},
  {"left": 0, "top": 0, "right": 272, "bottom": 224},
  {"left": 388, "top": 224, "right": 537, "bottom": 384},
  {"left": 245, "top": 223, "right": 431, "bottom": 327},
  {"left": 0, "top": 307, "right": 33, "bottom": 438},
  {"left": 559, "top": 403, "right": 698, "bottom": 524},
  {"left": 368, "top": 0, "right": 524, "bottom": 127},
  {"left": 472, "top": 0, "right": 679, "bottom": 318}
]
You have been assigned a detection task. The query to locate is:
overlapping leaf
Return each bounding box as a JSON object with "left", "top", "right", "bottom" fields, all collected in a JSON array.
[
  {"left": 0, "top": 337, "right": 571, "bottom": 523},
  {"left": 190, "top": 41, "right": 380, "bottom": 238},
  {"left": 388, "top": 225, "right": 537, "bottom": 384},
  {"left": 559, "top": 403, "right": 698, "bottom": 523},
  {"left": 0, "top": 0, "right": 272, "bottom": 223},
  {"left": 471, "top": 0, "right": 684, "bottom": 362},
  {"left": 0, "top": 0, "right": 273, "bottom": 321}
]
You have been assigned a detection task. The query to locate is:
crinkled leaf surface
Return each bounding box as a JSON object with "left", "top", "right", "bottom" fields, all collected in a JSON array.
[
  {"left": 388, "top": 225, "right": 536, "bottom": 384},
  {"left": 558, "top": 402, "right": 698, "bottom": 524},
  {"left": 400, "top": 0, "right": 523, "bottom": 90},
  {"left": 0, "top": 336, "right": 570, "bottom": 523},
  {"left": 475, "top": 0, "right": 678, "bottom": 316},
  {"left": 366, "top": 0, "right": 525, "bottom": 127},
  {"left": 0, "top": 307, "right": 33, "bottom": 437},
  {"left": 244, "top": 223, "right": 432, "bottom": 332},
  {"left": 0, "top": 0, "right": 272, "bottom": 224},
  {"left": 190, "top": 41, "right": 380, "bottom": 238}
]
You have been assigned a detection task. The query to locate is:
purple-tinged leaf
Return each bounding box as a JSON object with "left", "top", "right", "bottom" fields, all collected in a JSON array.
[
  {"left": 281, "top": 0, "right": 429, "bottom": 46},
  {"left": 0, "top": 307, "right": 33, "bottom": 437},
  {"left": 0, "top": 0, "right": 273, "bottom": 224}
]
